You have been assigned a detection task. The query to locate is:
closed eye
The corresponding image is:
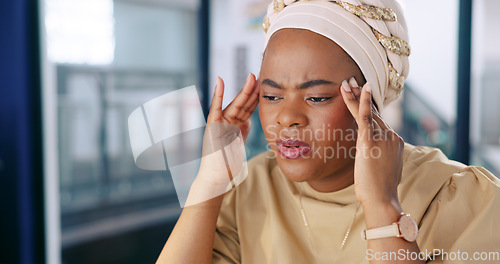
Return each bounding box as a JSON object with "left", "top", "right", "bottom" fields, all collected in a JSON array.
[{"left": 307, "top": 97, "right": 332, "bottom": 103}]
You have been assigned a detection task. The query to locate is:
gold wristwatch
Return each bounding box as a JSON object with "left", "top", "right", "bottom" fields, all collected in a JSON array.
[{"left": 361, "top": 213, "right": 418, "bottom": 242}]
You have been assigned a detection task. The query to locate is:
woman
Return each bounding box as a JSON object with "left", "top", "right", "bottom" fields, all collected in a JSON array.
[{"left": 157, "top": 0, "right": 500, "bottom": 263}]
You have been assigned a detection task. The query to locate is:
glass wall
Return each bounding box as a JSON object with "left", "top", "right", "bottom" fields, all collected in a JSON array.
[
  {"left": 39, "top": 0, "right": 498, "bottom": 262},
  {"left": 471, "top": 0, "right": 500, "bottom": 176},
  {"left": 41, "top": 0, "right": 201, "bottom": 263},
  {"left": 396, "top": 0, "right": 459, "bottom": 156}
]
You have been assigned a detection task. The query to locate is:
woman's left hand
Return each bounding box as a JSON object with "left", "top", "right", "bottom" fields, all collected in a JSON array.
[{"left": 340, "top": 77, "right": 405, "bottom": 211}]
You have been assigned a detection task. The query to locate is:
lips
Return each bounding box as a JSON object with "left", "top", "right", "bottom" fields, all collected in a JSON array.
[{"left": 276, "top": 138, "right": 311, "bottom": 159}]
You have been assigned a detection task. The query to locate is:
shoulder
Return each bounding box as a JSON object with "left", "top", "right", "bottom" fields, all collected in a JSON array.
[
  {"left": 247, "top": 151, "right": 282, "bottom": 182},
  {"left": 401, "top": 143, "right": 499, "bottom": 188},
  {"left": 400, "top": 143, "right": 500, "bottom": 220},
  {"left": 400, "top": 143, "right": 469, "bottom": 192},
  {"left": 218, "top": 151, "right": 276, "bottom": 211},
  {"left": 224, "top": 151, "right": 281, "bottom": 199},
  {"left": 217, "top": 151, "right": 286, "bottom": 228},
  {"left": 400, "top": 144, "right": 500, "bottom": 254},
  {"left": 247, "top": 151, "right": 278, "bottom": 173},
  {"left": 402, "top": 143, "right": 466, "bottom": 171}
]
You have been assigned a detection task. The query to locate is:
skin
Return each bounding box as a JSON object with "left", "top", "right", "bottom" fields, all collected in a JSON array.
[
  {"left": 157, "top": 28, "right": 423, "bottom": 263},
  {"left": 259, "top": 28, "right": 365, "bottom": 193}
]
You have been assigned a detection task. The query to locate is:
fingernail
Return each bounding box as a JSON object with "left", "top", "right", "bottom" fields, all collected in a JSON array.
[
  {"left": 342, "top": 80, "right": 351, "bottom": 92},
  {"left": 349, "top": 77, "right": 358, "bottom": 88},
  {"left": 365, "top": 82, "right": 372, "bottom": 93}
]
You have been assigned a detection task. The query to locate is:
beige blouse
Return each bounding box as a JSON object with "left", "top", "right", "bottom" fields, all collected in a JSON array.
[{"left": 212, "top": 143, "right": 500, "bottom": 263}]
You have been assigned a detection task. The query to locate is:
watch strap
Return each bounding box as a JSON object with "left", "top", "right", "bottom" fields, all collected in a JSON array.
[{"left": 362, "top": 223, "right": 400, "bottom": 240}]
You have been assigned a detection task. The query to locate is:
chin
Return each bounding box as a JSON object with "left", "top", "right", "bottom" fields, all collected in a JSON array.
[
  {"left": 281, "top": 170, "right": 311, "bottom": 183},
  {"left": 275, "top": 158, "right": 317, "bottom": 182}
]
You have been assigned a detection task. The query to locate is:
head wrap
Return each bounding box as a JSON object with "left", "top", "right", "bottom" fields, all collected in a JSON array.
[{"left": 262, "top": 0, "right": 410, "bottom": 110}]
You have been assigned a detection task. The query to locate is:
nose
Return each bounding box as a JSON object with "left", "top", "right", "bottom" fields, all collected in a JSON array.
[{"left": 275, "top": 100, "right": 308, "bottom": 128}]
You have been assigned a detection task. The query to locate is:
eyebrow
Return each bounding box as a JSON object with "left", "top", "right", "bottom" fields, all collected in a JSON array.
[{"left": 261, "top": 79, "right": 336, "bottom": 89}]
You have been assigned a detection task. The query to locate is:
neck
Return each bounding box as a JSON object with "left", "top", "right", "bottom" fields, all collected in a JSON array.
[{"left": 306, "top": 160, "right": 355, "bottom": 193}]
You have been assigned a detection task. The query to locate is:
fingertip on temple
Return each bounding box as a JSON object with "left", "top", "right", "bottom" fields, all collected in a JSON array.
[{"left": 364, "top": 82, "right": 372, "bottom": 93}]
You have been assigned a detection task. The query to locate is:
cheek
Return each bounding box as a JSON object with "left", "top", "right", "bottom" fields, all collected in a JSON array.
[
  {"left": 315, "top": 99, "right": 354, "bottom": 128},
  {"left": 258, "top": 103, "right": 274, "bottom": 135},
  {"left": 258, "top": 100, "right": 267, "bottom": 125},
  {"left": 258, "top": 103, "right": 284, "bottom": 147}
]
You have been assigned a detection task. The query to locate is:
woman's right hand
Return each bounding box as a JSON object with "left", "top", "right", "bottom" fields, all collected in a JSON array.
[
  {"left": 158, "top": 75, "right": 258, "bottom": 262},
  {"left": 207, "top": 74, "right": 259, "bottom": 142},
  {"left": 187, "top": 73, "right": 259, "bottom": 206}
]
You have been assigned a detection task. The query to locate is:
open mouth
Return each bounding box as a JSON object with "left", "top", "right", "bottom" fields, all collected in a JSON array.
[{"left": 276, "top": 138, "right": 311, "bottom": 159}]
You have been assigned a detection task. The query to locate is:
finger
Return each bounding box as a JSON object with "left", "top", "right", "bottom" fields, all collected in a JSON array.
[
  {"left": 240, "top": 119, "right": 251, "bottom": 142},
  {"left": 370, "top": 105, "right": 393, "bottom": 132},
  {"left": 239, "top": 98, "right": 259, "bottom": 121},
  {"left": 358, "top": 82, "right": 374, "bottom": 141},
  {"left": 367, "top": 103, "right": 383, "bottom": 131},
  {"left": 224, "top": 73, "right": 257, "bottom": 120},
  {"left": 351, "top": 86, "right": 362, "bottom": 102},
  {"left": 236, "top": 83, "right": 260, "bottom": 121},
  {"left": 371, "top": 112, "right": 390, "bottom": 132},
  {"left": 372, "top": 116, "right": 384, "bottom": 136},
  {"left": 366, "top": 101, "right": 390, "bottom": 140},
  {"left": 348, "top": 76, "right": 359, "bottom": 88},
  {"left": 349, "top": 77, "right": 362, "bottom": 102},
  {"left": 340, "top": 80, "right": 360, "bottom": 119},
  {"left": 349, "top": 77, "right": 391, "bottom": 133},
  {"left": 208, "top": 77, "right": 225, "bottom": 122}
]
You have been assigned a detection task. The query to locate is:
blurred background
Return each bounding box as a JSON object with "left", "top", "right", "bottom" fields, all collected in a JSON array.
[{"left": 1, "top": 0, "right": 499, "bottom": 263}]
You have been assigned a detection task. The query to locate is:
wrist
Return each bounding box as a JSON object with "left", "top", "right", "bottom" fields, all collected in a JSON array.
[
  {"left": 362, "top": 198, "right": 403, "bottom": 229},
  {"left": 184, "top": 176, "right": 229, "bottom": 207}
]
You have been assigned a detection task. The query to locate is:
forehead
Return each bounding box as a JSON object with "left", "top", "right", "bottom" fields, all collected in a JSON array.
[{"left": 261, "top": 28, "right": 360, "bottom": 80}]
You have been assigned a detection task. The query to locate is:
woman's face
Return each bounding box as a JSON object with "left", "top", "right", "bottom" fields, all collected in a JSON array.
[{"left": 258, "top": 28, "right": 365, "bottom": 191}]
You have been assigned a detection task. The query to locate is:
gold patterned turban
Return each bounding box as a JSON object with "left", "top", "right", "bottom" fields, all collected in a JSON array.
[{"left": 263, "top": 0, "right": 410, "bottom": 110}]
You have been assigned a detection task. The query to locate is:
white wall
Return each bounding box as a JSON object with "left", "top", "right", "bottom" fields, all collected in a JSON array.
[
  {"left": 210, "top": 0, "right": 268, "bottom": 108},
  {"left": 402, "top": 0, "right": 459, "bottom": 124},
  {"left": 113, "top": 1, "right": 198, "bottom": 71},
  {"left": 471, "top": 0, "right": 500, "bottom": 146}
]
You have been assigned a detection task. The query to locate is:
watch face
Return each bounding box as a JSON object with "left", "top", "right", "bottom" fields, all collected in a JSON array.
[{"left": 399, "top": 214, "right": 418, "bottom": 242}]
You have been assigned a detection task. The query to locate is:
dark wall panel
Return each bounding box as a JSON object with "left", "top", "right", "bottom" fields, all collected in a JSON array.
[{"left": 0, "top": 0, "right": 45, "bottom": 263}]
